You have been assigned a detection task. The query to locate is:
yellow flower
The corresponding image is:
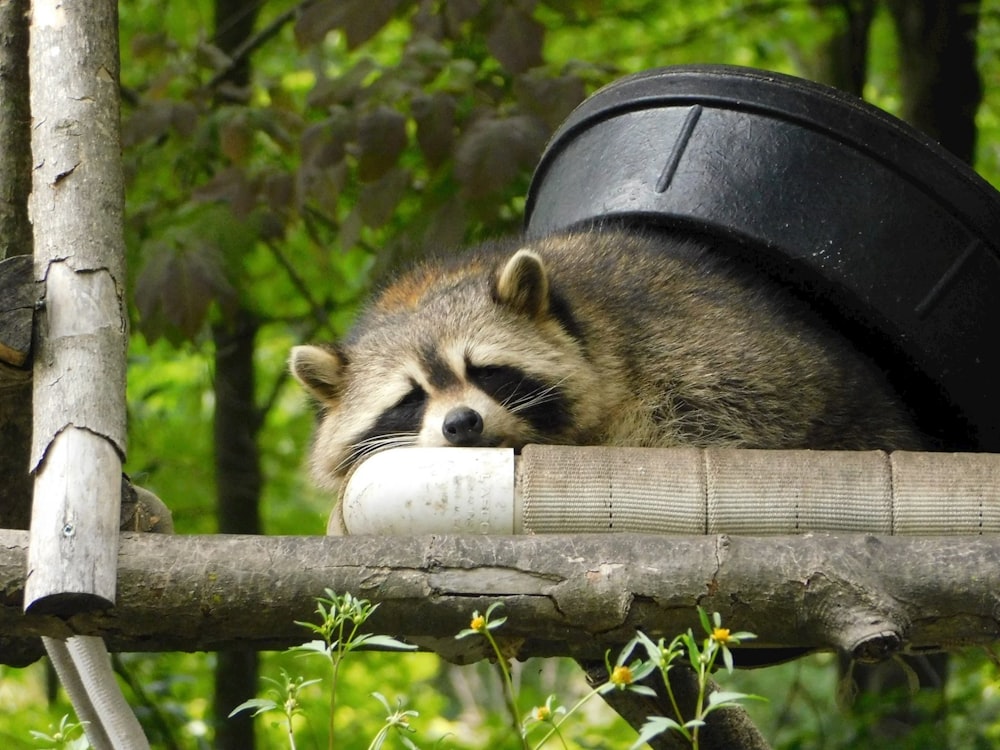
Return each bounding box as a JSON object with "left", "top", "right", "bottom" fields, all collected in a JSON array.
[
  {"left": 711, "top": 627, "right": 731, "bottom": 644},
  {"left": 470, "top": 614, "right": 486, "bottom": 632},
  {"left": 610, "top": 664, "right": 634, "bottom": 687},
  {"left": 534, "top": 705, "right": 551, "bottom": 721}
]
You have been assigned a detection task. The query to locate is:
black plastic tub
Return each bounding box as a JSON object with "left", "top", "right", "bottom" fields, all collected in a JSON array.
[{"left": 525, "top": 65, "right": 1000, "bottom": 451}]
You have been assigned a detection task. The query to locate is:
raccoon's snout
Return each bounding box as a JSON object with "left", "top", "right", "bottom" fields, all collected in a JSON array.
[{"left": 443, "top": 406, "right": 484, "bottom": 446}]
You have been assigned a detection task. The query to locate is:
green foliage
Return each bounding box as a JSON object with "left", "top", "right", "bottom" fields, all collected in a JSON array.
[
  {"left": 233, "top": 600, "right": 761, "bottom": 750},
  {"left": 233, "top": 590, "right": 417, "bottom": 750},
  {"left": 624, "top": 608, "right": 763, "bottom": 749},
  {"left": 27, "top": 715, "right": 88, "bottom": 749}
]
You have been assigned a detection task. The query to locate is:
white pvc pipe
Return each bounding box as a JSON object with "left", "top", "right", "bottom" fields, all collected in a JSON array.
[
  {"left": 344, "top": 448, "right": 516, "bottom": 535},
  {"left": 341, "top": 446, "right": 1000, "bottom": 536}
]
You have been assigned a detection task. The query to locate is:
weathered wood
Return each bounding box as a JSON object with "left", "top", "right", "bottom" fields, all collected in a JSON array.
[
  {"left": 0, "top": 255, "right": 35, "bottom": 366},
  {"left": 0, "top": 359, "right": 32, "bottom": 530},
  {"left": 26, "top": 0, "right": 127, "bottom": 611},
  {"left": 0, "top": 0, "right": 35, "bottom": 534},
  {"left": 0, "top": 0, "right": 32, "bottom": 261},
  {"left": 0, "top": 530, "right": 997, "bottom": 658}
]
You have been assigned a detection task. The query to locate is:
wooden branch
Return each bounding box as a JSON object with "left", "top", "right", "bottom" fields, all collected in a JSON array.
[{"left": 1, "top": 530, "right": 997, "bottom": 660}]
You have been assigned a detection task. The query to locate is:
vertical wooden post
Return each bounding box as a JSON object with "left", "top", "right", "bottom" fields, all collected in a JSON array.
[
  {"left": 25, "top": 0, "right": 127, "bottom": 613},
  {"left": 25, "top": 1, "right": 149, "bottom": 745}
]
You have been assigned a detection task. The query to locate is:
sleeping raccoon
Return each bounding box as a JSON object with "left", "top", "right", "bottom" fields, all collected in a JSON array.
[{"left": 290, "top": 228, "right": 924, "bottom": 533}]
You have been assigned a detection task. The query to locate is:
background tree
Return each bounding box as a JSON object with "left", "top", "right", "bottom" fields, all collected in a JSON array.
[{"left": 208, "top": 3, "right": 263, "bottom": 746}]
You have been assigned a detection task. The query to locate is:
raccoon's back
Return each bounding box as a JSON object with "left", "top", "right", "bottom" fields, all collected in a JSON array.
[{"left": 527, "top": 230, "right": 925, "bottom": 452}]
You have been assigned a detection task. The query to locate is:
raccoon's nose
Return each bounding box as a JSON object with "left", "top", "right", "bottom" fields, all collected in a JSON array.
[{"left": 443, "top": 406, "right": 484, "bottom": 446}]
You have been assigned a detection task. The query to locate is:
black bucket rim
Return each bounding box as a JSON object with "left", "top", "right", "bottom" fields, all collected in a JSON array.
[{"left": 526, "top": 64, "right": 1000, "bottom": 247}]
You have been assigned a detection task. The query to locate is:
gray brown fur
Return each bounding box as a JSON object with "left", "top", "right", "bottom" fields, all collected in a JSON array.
[{"left": 291, "top": 229, "right": 923, "bottom": 527}]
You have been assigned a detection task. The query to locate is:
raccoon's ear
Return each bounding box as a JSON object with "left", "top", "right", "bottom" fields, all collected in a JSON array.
[
  {"left": 494, "top": 248, "right": 549, "bottom": 319},
  {"left": 289, "top": 344, "right": 346, "bottom": 403}
]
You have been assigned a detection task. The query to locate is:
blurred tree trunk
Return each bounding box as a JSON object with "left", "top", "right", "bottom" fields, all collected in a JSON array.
[
  {"left": 210, "top": 2, "right": 262, "bottom": 748},
  {"left": 886, "top": 0, "right": 983, "bottom": 164},
  {"left": 0, "top": 0, "right": 34, "bottom": 532},
  {"left": 809, "top": 0, "right": 876, "bottom": 96},
  {"left": 0, "top": 0, "right": 32, "bottom": 261},
  {"left": 212, "top": 312, "right": 262, "bottom": 750}
]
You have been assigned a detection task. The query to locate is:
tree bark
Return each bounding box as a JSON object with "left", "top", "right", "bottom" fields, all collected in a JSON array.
[
  {"left": 0, "top": 0, "right": 35, "bottom": 533},
  {"left": 885, "top": 0, "right": 983, "bottom": 164},
  {"left": 0, "top": 0, "right": 32, "bottom": 261},
  {"left": 0, "top": 255, "right": 35, "bottom": 530},
  {"left": 1, "top": 531, "right": 997, "bottom": 657}
]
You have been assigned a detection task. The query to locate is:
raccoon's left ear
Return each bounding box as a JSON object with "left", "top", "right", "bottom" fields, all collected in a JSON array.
[
  {"left": 493, "top": 248, "right": 549, "bottom": 319},
  {"left": 289, "top": 344, "right": 346, "bottom": 403}
]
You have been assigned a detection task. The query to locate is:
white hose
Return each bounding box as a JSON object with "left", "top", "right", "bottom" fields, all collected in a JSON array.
[
  {"left": 44, "top": 635, "right": 150, "bottom": 750},
  {"left": 341, "top": 446, "right": 1000, "bottom": 536}
]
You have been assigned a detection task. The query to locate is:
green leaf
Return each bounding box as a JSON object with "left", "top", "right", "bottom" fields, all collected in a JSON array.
[
  {"left": 228, "top": 698, "right": 279, "bottom": 718},
  {"left": 486, "top": 6, "right": 544, "bottom": 74},
  {"left": 454, "top": 114, "right": 548, "bottom": 198},
  {"left": 294, "top": 0, "right": 403, "bottom": 49},
  {"left": 697, "top": 606, "right": 713, "bottom": 636},
  {"left": 354, "top": 633, "right": 418, "bottom": 651},
  {"left": 134, "top": 238, "right": 236, "bottom": 344},
  {"left": 359, "top": 167, "right": 410, "bottom": 228},
  {"left": 708, "top": 690, "right": 753, "bottom": 706},
  {"left": 628, "top": 716, "right": 686, "bottom": 749},
  {"left": 626, "top": 685, "right": 659, "bottom": 698},
  {"left": 357, "top": 107, "right": 408, "bottom": 182},
  {"left": 289, "top": 639, "right": 334, "bottom": 656},
  {"left": 412, "top": 92, "right": 456, "bottom": 167}
]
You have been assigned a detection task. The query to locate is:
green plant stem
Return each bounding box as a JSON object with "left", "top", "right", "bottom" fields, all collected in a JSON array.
[
  {"left": 690, "top": 641, "right": 718, "bottom": 749},
  {"left": 531, "top": 690, "right": 599, "bottom": 749},
  {"left": 326, "top": 654, "right": 340, "bottom": 750},
  {"left": 329, "top": 610, "right": 367, "bottom": 750},
  {"left": 481, "top": 627, "right": 530, "bottom": 750},
  {"left": 661, "top": 671, "right": 688, "bottom": 741},
  {"left": 286, "top": 711, "right": 298, "bottom": 750}
]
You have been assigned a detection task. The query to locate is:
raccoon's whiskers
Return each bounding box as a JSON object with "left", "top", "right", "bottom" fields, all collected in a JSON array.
[
  {"left": 337, "top": 432, "right": 418, "bottom": 475},
  {"left": 504, "top": 376, "right": 569, "bottom": 415}
]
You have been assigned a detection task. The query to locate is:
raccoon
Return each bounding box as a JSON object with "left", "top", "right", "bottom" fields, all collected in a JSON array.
[{"left": 290, "top": 228, "right": 923, "bottom": 532}]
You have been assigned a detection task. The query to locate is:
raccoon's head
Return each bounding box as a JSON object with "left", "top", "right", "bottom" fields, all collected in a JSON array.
[{"left": 291, "top": 247, "right": 601, "bottom": 491}]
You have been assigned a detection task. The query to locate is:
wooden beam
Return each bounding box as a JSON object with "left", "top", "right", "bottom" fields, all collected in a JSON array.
[{"left": 0, "top": 530, "right": 997, "bottom": 661}]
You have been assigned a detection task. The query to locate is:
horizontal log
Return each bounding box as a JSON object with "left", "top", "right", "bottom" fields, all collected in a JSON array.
[{"left": 1, "top": 529, "right": 998, "bottom": 664}]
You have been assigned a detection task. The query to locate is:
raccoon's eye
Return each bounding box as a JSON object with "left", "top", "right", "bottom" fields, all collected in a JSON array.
[
  {"left": 467, "top": 364, "right": 523, "bottom": 402},
  {"left": 366, "top": 383, "right": 427, "bottom": 441},
  {"left": 395, "top": 385, "right": 426, "bottom": 410}
]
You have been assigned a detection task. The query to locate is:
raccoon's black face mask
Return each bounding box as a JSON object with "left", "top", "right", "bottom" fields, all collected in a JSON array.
[{"left": 367, "top": 358, "right": 572, "bottom": 449}]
